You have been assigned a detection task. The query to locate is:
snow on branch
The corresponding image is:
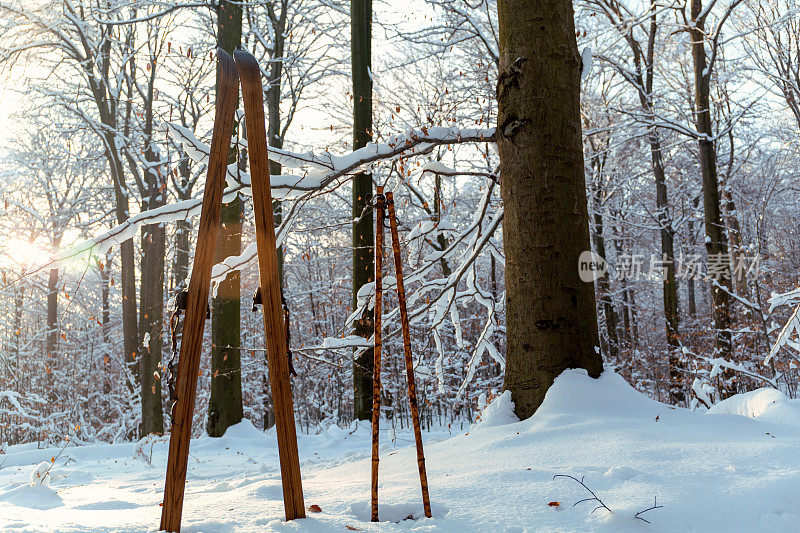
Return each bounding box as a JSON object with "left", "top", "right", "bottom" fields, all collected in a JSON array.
[
  {"left": 3, "top": 124, "right": 495, "bottom": 289},
  {"left": 291, "top": 178, "right": 504, "bottom": 399},
  {"left": 696, "top": 355, "right": 781, "bottom": 389},
  {"left": 769, "top": 287, "right": 800, "bottom": 313},
  {"left": 766, "top": 288, "right": 800, "bottom": 365},
  {"left": 421, "top": 160, "right": 499, "bottom": 184},
  {"left": 0, "top": 390, "right": 31, "bottom": 419},
  {"left": 92, "top": 1, "right": 210, "bottom": 26},
  {"left": 173, "top": 121, "right": 495, "bottom": 205},
  {"left": 341, "top": 181, "right": 505, "bottom": 396}
]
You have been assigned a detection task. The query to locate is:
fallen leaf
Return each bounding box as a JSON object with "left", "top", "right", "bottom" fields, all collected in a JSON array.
[
  {"left": 308, "top": 504, "right": 322, "bottom": 513},
  {"left": 548, "top": 501, "right": 561, "bottom": 507}
]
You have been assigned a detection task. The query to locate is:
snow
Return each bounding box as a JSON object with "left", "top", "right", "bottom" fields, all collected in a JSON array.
[
  {"left": 471, "top": 390, "right": 517, "bottom": 430},
  {"left": 0, "top": 389, "right": 30, "bottom": 417},
  {"left": 4, "top": 370, "right": 800, "bottom": 531},
  {"left": 708, "top": 388, "right": 800, "bottom": 425},
  {"left": 420, "top": 161, "right": 455, "bottom": 174},
  {"left": 320, "top": 335, "right": 373, "bottom": 350},
  {"left": 581, "top": 46, "right": 593, "bottom": 81},
  {"left": 350, "top": 500, "right": 450, "bottom": 522},
  {"left": 1, "top": 483, "right": 63, "bottom": 510},
  {"left": 356, "top": 281, "right": 375, "bottom": 310},
  {"left": 28, "top": 461, "right": 51, "bottom": 486}
]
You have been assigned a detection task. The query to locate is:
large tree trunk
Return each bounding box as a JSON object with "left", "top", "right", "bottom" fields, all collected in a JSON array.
[
  {"left": 650, "top": 138, "right": 679, "bottom": 340},
  {"left": 208, "top": 0, "right": 244, "bottom": 437},
  {"left": 498, "top": 0, "right": 603, "bottom": 420},
  {"left": 351, "top": 0, "right": 375, "bottom": 421},
  {"left": 117, "top": 193, "right": 139, "bottom": 384},
  {"left": 690, "top": 0, "right": 734, "bottom": 396},
  {"left": 138, "top": 172, "right": 166, "bottom": 436}
]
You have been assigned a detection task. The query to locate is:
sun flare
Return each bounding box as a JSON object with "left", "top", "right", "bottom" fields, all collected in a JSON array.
[{"left": 1, "top": 237, "right": 49, "bottom": 268}]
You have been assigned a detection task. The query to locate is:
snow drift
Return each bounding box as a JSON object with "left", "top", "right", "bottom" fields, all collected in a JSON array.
[{"left": 2, "top": 370, "right": 800, "bottom": 531}]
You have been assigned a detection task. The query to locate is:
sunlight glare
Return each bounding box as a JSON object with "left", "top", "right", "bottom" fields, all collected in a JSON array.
[{"left": 1, "top": 237, "right": 48, "bottom": 268}]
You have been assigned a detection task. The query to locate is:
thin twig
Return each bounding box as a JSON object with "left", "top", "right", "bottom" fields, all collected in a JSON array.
[
  {"left": 634, "top": 497, "right": 663, "bottom": 524},
  {"left": 553, "top": 474, "right": 612, "bottom": 516}
]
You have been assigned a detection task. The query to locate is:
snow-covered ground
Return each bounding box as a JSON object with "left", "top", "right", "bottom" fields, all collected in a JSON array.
[{"left": 3, "top": 370, "right": 800, "bottom": 532}]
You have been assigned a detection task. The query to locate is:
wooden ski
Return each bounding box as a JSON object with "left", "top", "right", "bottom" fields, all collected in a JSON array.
[
  {"left": 371, "top": 187, "right": 386, "bottom": 522},
  {"left": 160, "top": 48, "right": 239, "bottom": 533},
  {"left": 234, "top": 47, "right": 306, "bottom": 521},
  {"left": 386, "top": 191, "right": 432, "bottom": 518}
]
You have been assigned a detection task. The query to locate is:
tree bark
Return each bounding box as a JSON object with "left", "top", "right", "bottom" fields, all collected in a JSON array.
[
  {"left": 261, "top": 0, "right": 289, "bottom": 429},
  {"left": 724, "top": 189, "right": 747, "bottom": 297},
  {"left": 100, "top": 252, "right": 112, "bottom": 394},
  {"left": 46, "top": 268, "right": 58, "bottom": 363},
  {"left": 103, "top": 135, "right": 139, "bottom": 388},
  {"left": 652, "top": 135, "right": 683, "bottom": 404},
  {"left": 12, "top": 279, "right": 23, "bottom": 363},
  {"left": 687, "top": 195, "right": 700, "bottom": 317},
  {"left": 630, "top": 1, "right": 682, "bottom": 401},
  {"left": 590, "top": 172, "right": 618, "bottom": 361},
  {"left": 689, "top": 0, "right": 734, "bottom": 396},
  {"left": 139, "top": 205, "right": 166, "bottom": 436},
  {"left": 136, "top": 42, "right": 166, "bottom": 436},
  {"left": 585, "top": 127, "right": 618, "bottom": 362},
  {"left": 434, "top": 173, "right": 451, "bottom": 277},
  {"left": 498, "top": 0, "right": 603, "bottom": 420},
  {"left": 351, "top": 0, "right": 375, "bottom": 421},
  {"left": 174, "top": 154, "right": 192, "bottom": 292},
  {"left": 91, "top": 22, "right": 139, "bottom": 393},
  {"left": 208, "top": 0, "right": 244, "bottom": 437}
]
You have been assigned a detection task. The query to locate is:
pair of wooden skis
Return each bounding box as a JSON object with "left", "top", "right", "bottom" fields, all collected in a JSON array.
[
  {"left": 160, "top": 48, "right": 304, "bottom": 533},
  {"left": 371, "top": 186, "right": 432, "bottom": 522}
]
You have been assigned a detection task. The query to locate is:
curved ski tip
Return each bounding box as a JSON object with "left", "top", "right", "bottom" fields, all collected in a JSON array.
[
  {"left": 216, "top": 47, "right": 239, "bottom": 83},
  {"left": 232, "top": 48, "right": 260, "bottom": 82}
]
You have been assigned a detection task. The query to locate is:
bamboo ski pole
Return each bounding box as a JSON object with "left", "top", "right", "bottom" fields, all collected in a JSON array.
[
  {"left": 160, "top": 49, "right": 239, "bottom": 533},
  {"left": 234, "top": 48, "right": 305, "bottom": 521},
  {"left": 386, "top": 191, "right": 432, "bottom": 518},
  {"left": 371, "top": 187, "right": 386, "bottom": 522}
]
